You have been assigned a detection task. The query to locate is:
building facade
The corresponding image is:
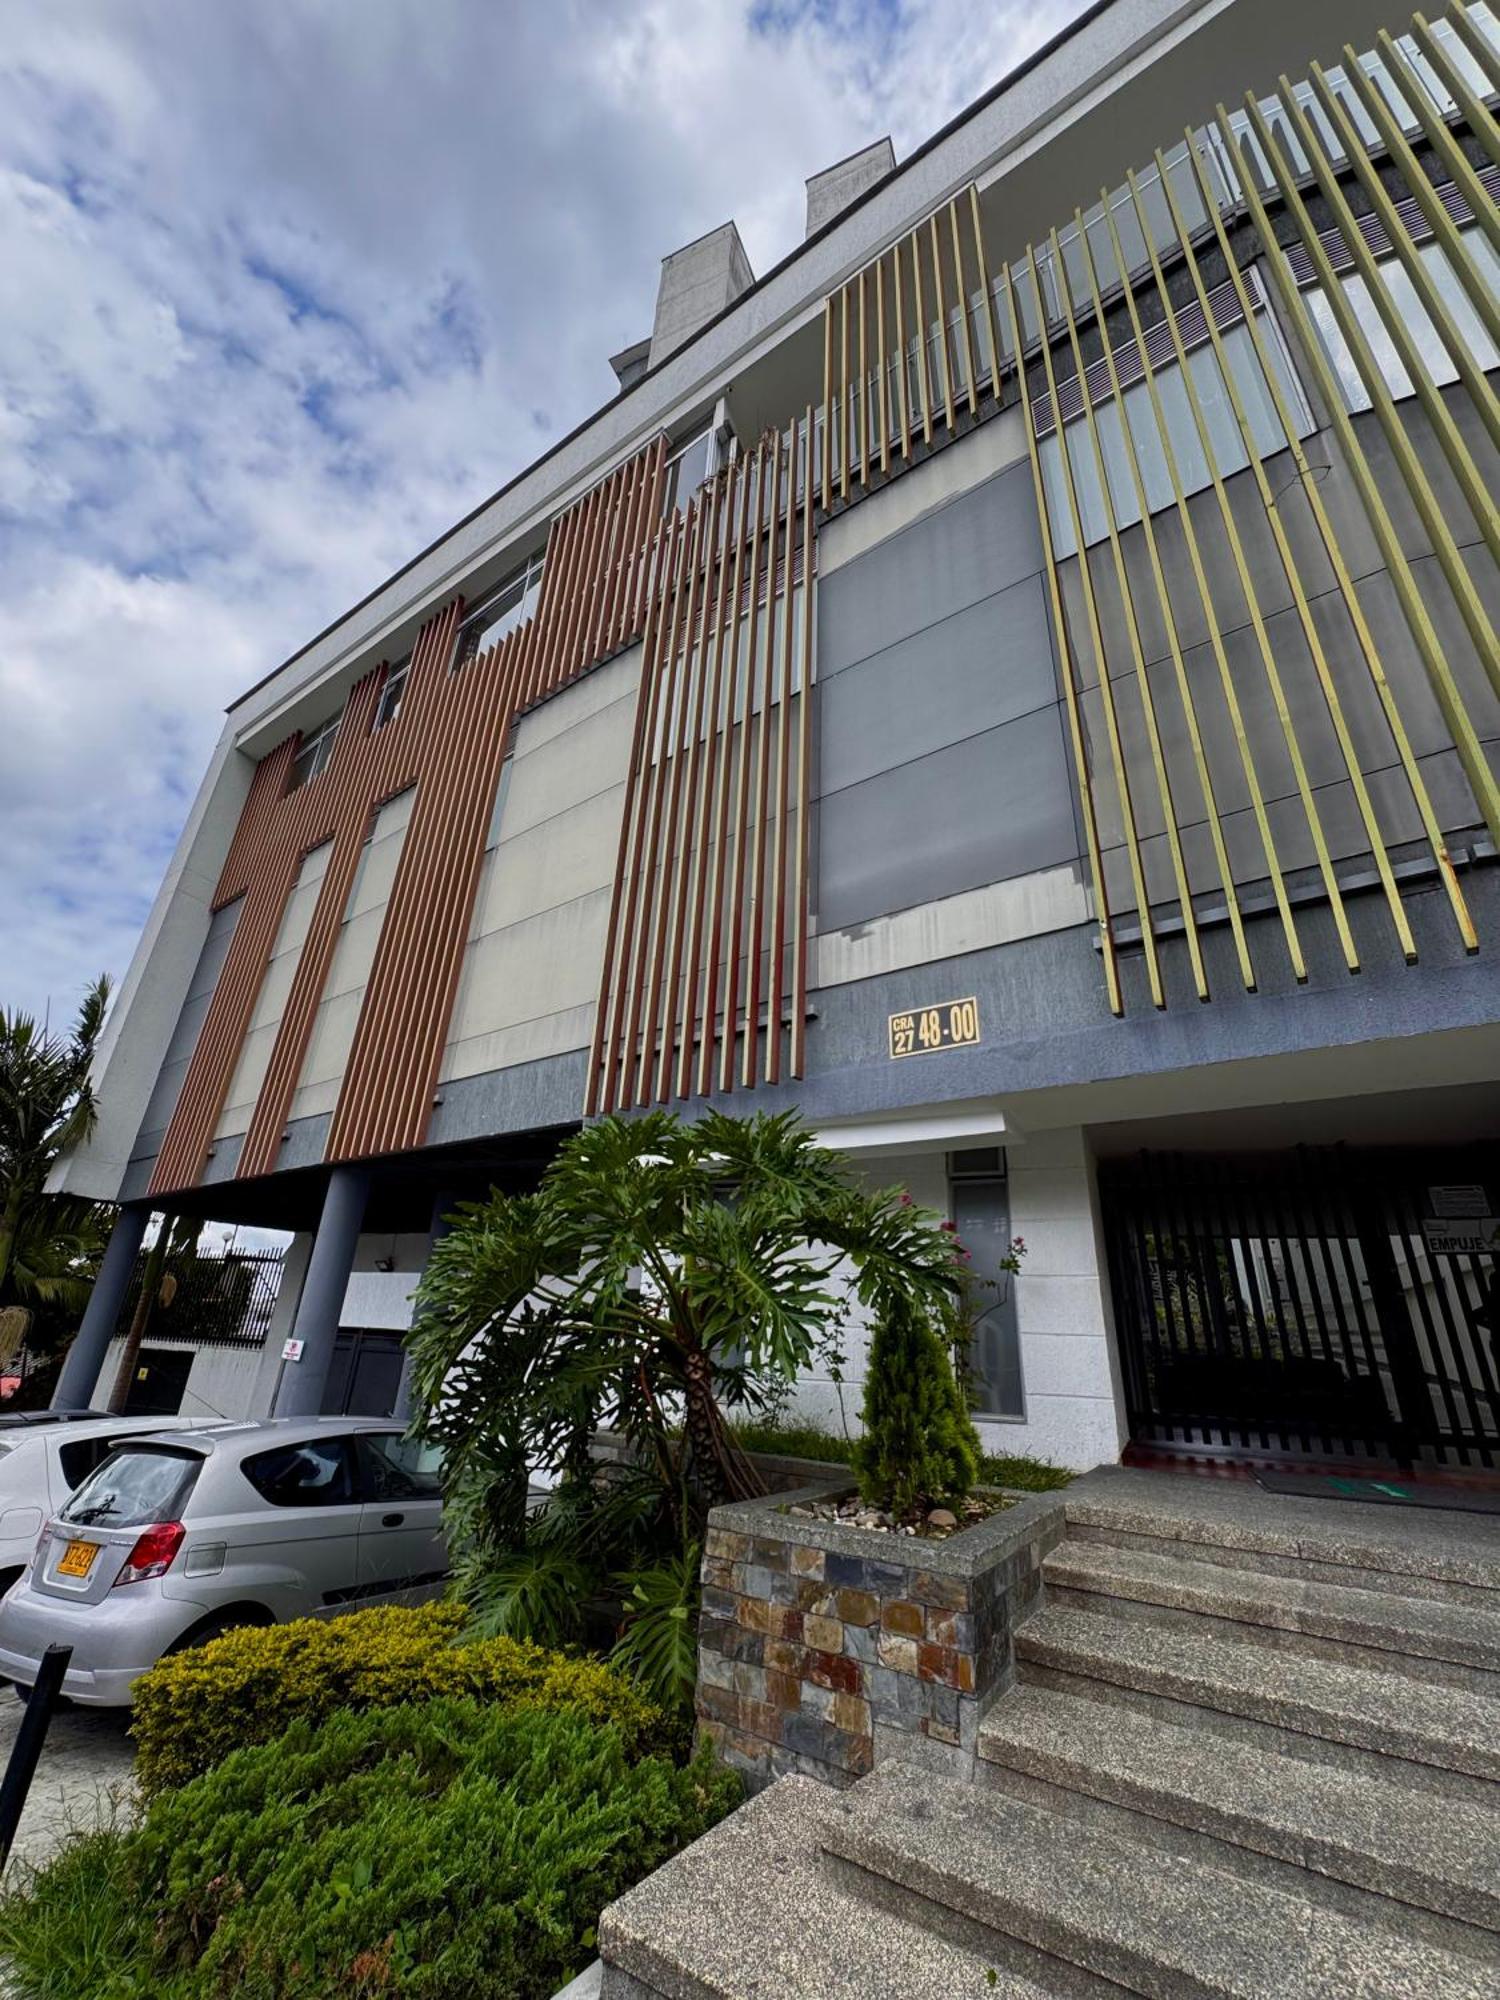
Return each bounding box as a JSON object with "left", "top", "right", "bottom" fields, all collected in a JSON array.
[{"left": 52, "top": 0, "right": 1500, "bottom": 1473}]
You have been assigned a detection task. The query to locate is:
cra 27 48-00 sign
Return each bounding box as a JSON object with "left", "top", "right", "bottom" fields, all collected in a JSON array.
[{"left": 888, "top": 997, "right": 980, "bottom": 1059}]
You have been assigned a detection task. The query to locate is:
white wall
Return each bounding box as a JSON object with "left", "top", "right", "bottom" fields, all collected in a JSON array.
[
  {"left": 779, "top": 1130, "right": 1126, "bottom": 1472},
  {"left": 440, "top": 647, "right": 639, "bottom": 1083}
]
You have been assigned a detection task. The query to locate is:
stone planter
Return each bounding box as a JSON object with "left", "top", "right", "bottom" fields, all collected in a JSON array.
[{"left": 696, "top": 1479, "right": 1066, "bottom": 1791}]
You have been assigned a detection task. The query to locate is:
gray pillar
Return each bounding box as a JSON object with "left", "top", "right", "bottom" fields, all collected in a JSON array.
[
  {"left": 53, "top": 1202, "right": 151, "bottom": 1409},
  {"left": 393, "top": 1189, "right": 455, "bottom": 1425},
  {"left": 273, "top": 1166, "right": 370, "bottom": 1418}
]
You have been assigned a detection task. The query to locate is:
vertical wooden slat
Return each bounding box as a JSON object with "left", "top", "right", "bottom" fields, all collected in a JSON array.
[
  {"left": 789, "top": 409, "right": 815, "bottom": 1081},
  {"left": 742, "top": 429, "right": 782, "bottom": 1088},
  {"left": 590, "top": 508, "right": 680, "bottom": 1113},
  {"left": 857, "top": 268, "right": 870, "bottom": 486},
  {"left": 615, "top": 513, "right": 689, "bottom": 1109},
  {"left": 969, "top": 186, "right": 1002, "bottom": 402},
  {"left": 950, "top": 197, "right": 979, "bottom": 416},
  {"left": 636, "top": 498, "right": 705, "bottom": 1102},
  {"left": 929, "top": 213, "right": 956, "bottom": 432},
  {"left": 892, "top": 236, "right": 911, "bottom": 455},
  {"left": 875, "top": 259, "right": 890, "bottom": 476},
  {"left": 720, "top": 441, "right": 768, "bottom": 1093},
  {"left": 821, "top": 299, "right": 834, "bottom": 511},
  {"left": 655, "top": 476, "right": 723, "bottom": 1101},
  {"left": 911, "top": 228, "right": 935, "bottom": 446},
  {"left": 839, "top": 284, "right": 851, "bottom": 503},
  {"left": 677, "top": 462, "right": 739, "bottom": 1099},
  {"left": 698, "top": 457, "right": 754, "bottom": 1096},
  {"left": 766, "top": 419, "right": 800, "bottom": 1084},
  {"left": 1374, "top": 30, "right": 1500, "bottom": 257}
]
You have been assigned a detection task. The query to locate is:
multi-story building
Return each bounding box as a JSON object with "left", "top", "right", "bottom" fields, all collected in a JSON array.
[{"left": 51, "top": 0, "right": 1500, "bottom": 1474}]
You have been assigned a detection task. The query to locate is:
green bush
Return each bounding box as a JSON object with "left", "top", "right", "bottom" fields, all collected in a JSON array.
[
  {"left": 851, "top": 1295, "right": 981, "bottom": 1516},
  {"left": 0, "top": 1702, "right": 741, "bottom": 2000},
  {"left": 131, "top": 1601, "right": 665, "bottom": 1796}
]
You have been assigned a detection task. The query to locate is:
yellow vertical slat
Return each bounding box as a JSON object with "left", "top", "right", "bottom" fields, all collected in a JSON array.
[
  {"left": 1075, "top": 204, "right": 1254, "bottom": 992},
  {"left": 1046, "top": 225, "right": 1208, "bottom": 1000},
  {"left": 1212, "top": 109, "right": 1500, "bottom": 855},
  {"left": 1017, "top": 246, "right": 1162, "bottom": 1008},
  {"left": 950, "top": 197, "right": 980, "bottom": 416},
  {"left": 1243, "top": 95, "right": 1500, "bottom": 703},
  {"left": 892, "top": 237, "right": 912, "bottom": 455},
  {"left": 969, "top": 185, "right": 1003, "bottom": 401}
]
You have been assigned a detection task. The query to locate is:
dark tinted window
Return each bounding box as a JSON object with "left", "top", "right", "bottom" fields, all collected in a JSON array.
[
  {"left": 355, "top": 1432, "right": 442, "bottom": 1501},
  {"left": 242, "top": 1437, "right": 355, "bottom": 1508},
  {"left": 59, "top": 1446, "right": 201, "bottom": 1528},
  {"left": 57, "top": 1437, "right": 122, "bottom": 1490}
]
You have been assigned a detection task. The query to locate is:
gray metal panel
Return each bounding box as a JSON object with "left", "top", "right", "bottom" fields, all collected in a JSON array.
[
  {"left": 428, "top": 1049, "right": 585, "bottom": 1146},
  {"left": 817, "top": 705, "right": 1080, "bottom": 934},
  {"left": 817, "top": 458, "right": 1045, "bottom": 679},
  {"left": 817, "top": 572, "right": 1057, "bottom": 798},
  {"left": 131, "top": 901, "right": 243, "bottom": 1155}
]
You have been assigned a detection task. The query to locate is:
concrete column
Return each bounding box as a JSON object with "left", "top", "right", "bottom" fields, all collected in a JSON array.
[
  {"left": 393, "top": 1189, "right": 456, "bottom": 1425},
  {"left": 53, "top": 1202, "right": 151, "bottom": 1409},
  {"left": 272, "top": 1167, "right": 370, "bottom": 1418}
]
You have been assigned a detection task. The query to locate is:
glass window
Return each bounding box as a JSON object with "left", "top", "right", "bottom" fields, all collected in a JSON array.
[
  {"left": 1038, "top": 309, "right": 1313, "bottom": 559},
  {"left": 455, "top": 551, "right": 546, "bottom": 666},
  {"left": 950, "top": 1175, "right": 1024, "bottom": 1421},
  {"left": 57, "top": 1437, "right": 122, "bottom": 1490},
  {"left": 356, "top": 1432, "right": 442, "bottom": 1501},
  {"left": 60, "top": 1445, "right": 202, "bottom": 1528},
  {"left": 372, "top": 655, "right": 410, "bottom": 731},
  {"left": 290, "top": 713, "right": 342, "bottom": 789},
  {"left": 665, "top": 424, "right": 715, "bottom": 510},
  {"left": 1302, "top": 230, "right": 1500, "bottom": 415},
  {"left": 242, "top": 1436, "right": 356, "bottom": 1508}
]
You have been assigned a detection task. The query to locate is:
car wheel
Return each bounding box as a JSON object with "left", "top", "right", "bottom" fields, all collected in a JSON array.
[{"left": 164, "top": 1610, "right": 270, "bottom": 1656}]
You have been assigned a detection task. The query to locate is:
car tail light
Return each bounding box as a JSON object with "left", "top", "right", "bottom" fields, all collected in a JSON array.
[{"left": 113, "top": 1522, "right": 185, "bottom": 1587}]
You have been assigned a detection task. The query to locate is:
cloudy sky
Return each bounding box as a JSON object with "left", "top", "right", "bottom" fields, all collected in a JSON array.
[{"left": 2, "top": 0, "right": 1082, "bottom": 1026}]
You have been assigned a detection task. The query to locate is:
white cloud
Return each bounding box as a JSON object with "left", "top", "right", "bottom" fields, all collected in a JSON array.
[{"left": 0, "top": 0, "right": 1080, "bottom": 1022}]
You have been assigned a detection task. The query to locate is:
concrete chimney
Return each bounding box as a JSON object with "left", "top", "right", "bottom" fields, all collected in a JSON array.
[
  {"left": 805, "top": 138, "right": 896, "bottom": 238},
  {"left": 648, "top": 221, "right": 755, "bottom": 369}
]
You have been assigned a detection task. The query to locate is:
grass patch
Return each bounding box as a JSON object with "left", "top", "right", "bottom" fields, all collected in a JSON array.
[{"left": 727, "top": 1419, "right": 1072, "bottom": 1492}]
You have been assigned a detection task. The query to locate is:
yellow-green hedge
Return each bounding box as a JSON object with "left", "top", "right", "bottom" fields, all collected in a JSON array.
[{"left": 131, "top": 1601, "right": 666, "bottom": 1796}]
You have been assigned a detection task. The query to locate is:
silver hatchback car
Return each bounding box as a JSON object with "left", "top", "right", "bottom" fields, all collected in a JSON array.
[{"left": 0, "top": 1418, "right": 447, "bottom": 1705}]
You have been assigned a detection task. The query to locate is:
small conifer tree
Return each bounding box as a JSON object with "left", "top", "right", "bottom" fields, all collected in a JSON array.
[{"left": 851, "top": 1291, "right": 981, "bottom": 1516}]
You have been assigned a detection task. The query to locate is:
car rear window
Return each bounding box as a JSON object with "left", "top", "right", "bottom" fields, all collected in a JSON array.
[{"left": 59, "top": 1445, "right": 201, "bottom": 1529}]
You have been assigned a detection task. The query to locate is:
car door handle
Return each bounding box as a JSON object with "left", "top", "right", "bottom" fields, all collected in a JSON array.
[{"left": 381, "top": 1513, "right": 405, "bottom": 1528}]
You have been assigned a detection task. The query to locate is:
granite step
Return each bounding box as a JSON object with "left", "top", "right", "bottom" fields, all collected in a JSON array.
[
  {"left": 821, "top": 1761, "right": 1496, "bottom": 1999},
  {"left": 1042, "top": 1538, "right": 1500, "bottom": 1687},
  {"left": 1016, "top": 1604, "right": 1500, "bottom": 1793},
  {"left": 598, "top": 1775, "right": 1104, "bottom": 1999},
  {"left": 1061, "top": 1467, "right": 1500, "bottom": 1608},
  {"left": 977, "top": 1682, "right": 1500, "bottom": 1943}
]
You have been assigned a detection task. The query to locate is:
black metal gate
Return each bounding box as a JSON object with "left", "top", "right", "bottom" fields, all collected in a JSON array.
[{"left": 1100, "top": 1147, "right": 1500, "bottom": 1470}]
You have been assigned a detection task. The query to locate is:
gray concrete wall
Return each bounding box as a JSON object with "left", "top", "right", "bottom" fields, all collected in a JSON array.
[{"left": 815, "top": 454, "right": 1084, "bottom": 937}]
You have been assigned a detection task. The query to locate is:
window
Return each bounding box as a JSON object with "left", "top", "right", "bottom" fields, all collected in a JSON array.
[
  {"left": 242, "top": 1436, "right": 356, "bottom": 1508},
  {"left": 665, "top": 422, "right": 716, "bottom": 510},
  {"left": 60, "top": 1445, "right": 202, "bottom": 1528},
  {"left": 455, "top": 551, "right": 546, "bottom": 665},
  {"left": 1037, "top": 306, "right": 1314, "bottom": 560},
  {"left": 290, "top": 712, "right": 342, "bottom": 789},
  {"left": 356, "top": 1431, "right": 443, "bottom": 1501},
  {"left": 372, "top": 655, "right": 410, "bottom": 731},
  {"left": 58, "top": 1436, "right": 124, "bottom": 1490},
  {"left": 948, "top": 1155, "right": 1024, "bottom": 1421},
  {"left": 1302, "top": 230, "right": 1500, "bottom": 415}
]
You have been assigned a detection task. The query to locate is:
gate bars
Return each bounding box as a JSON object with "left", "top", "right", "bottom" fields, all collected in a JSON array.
[{"left": 587, "top": 416, "right": 817, "bottom": 1112}]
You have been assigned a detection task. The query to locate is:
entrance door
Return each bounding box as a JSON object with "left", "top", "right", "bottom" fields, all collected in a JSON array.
[
  {"left": 322, "top": 1332, "right": 405, "bottom": 1418},
  {"left": 1100, "top": 1145, "right": 1499, "bottom": 1469}
]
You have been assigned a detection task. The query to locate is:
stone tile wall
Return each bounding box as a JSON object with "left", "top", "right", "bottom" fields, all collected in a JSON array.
[{"left": 696, "top": 1484, "right": 1066, "bottom": 1789}]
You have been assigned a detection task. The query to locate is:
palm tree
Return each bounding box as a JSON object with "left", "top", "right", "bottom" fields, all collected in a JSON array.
[{"left": 0, "top": 978, "right": 112, "bottom": 1322}]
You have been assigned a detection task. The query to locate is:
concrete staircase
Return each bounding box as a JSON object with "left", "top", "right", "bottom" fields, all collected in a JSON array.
[{"left": 599, "top": 1473, "right": 1500, "bottom": 1997}]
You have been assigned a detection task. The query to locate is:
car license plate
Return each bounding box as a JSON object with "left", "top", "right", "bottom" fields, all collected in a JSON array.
[{"left": 57, "top": 1540, "right": 100, "bottom": 1580}]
